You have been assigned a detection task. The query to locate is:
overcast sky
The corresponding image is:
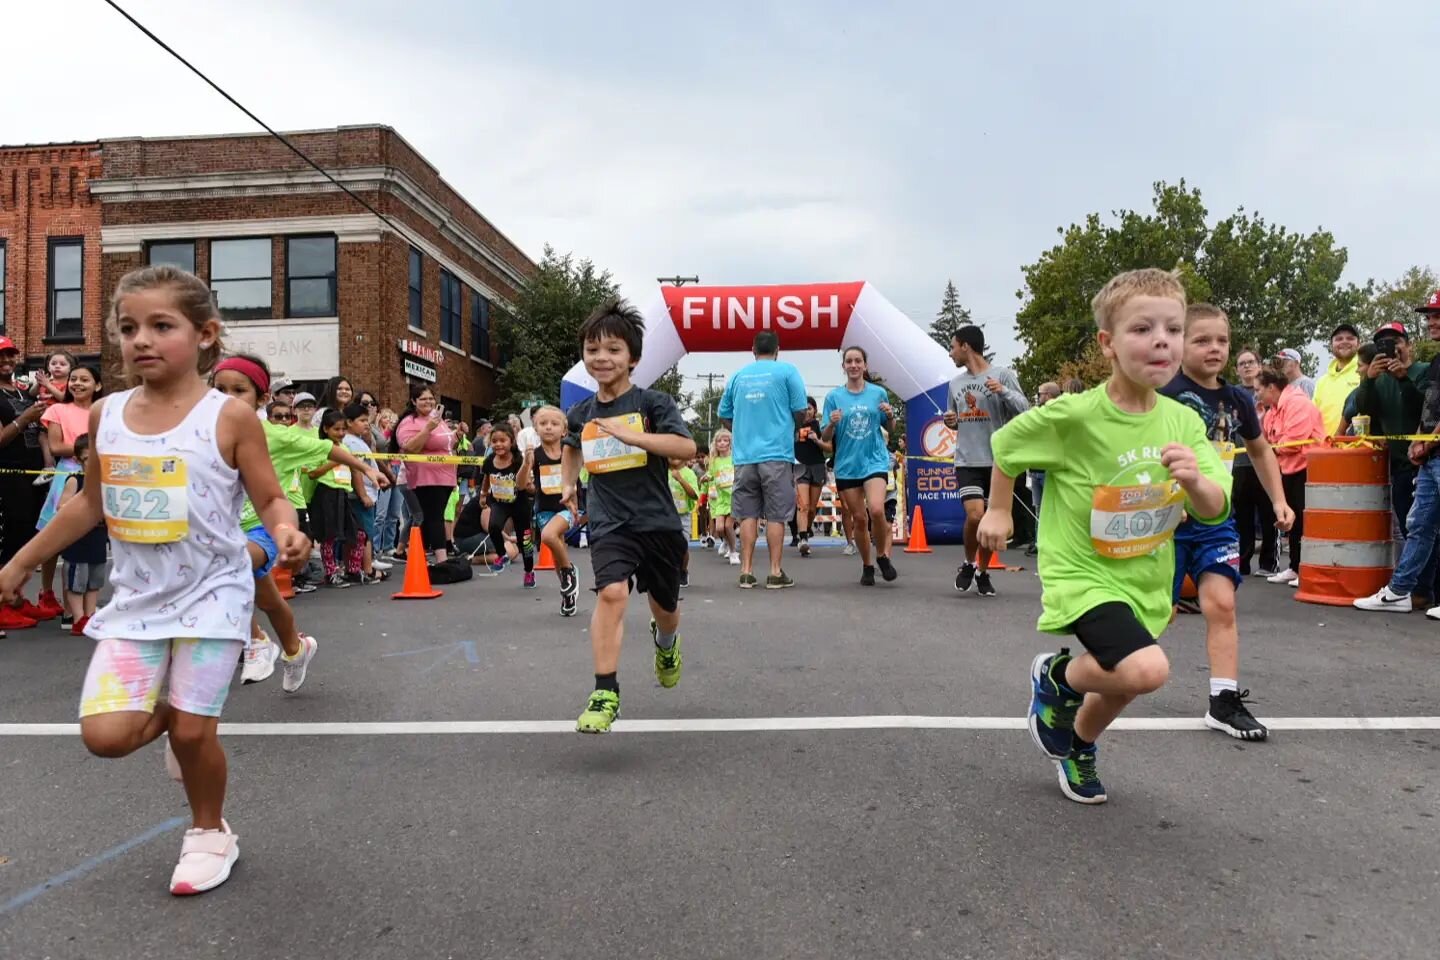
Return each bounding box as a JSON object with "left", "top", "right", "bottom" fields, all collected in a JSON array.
[{"left": 10, "top": 0, "right": 1438, "bottom": 395}]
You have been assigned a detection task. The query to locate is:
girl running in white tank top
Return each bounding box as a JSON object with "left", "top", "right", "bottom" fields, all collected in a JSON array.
[{"left": 0, "top": 265, "right": 309, "bottom": 897}]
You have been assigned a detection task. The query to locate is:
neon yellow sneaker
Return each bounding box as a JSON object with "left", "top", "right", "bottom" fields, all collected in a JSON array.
[
  {"left": 651, "top": 619, "right": 682, "bottom": 689},
  {"left": 576, "top": 689, "right": 620, "bottom": 733}
]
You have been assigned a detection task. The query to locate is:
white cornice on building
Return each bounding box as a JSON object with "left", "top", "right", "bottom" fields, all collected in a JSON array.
[
  {"left": 100, "top": 213, "right": 515, "bottom": 313},
  {"left": 90, "top": 165, "right": 531, "bottom": 289}
]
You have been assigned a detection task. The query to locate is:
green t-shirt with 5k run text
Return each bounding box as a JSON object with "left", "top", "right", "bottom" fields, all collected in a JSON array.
[{"left": 991, "top": 385, "right": 1232, "bottom": 640}]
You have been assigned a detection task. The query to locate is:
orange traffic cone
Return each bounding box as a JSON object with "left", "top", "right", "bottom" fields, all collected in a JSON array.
[
  {"left": 535, "top": 541, "right": 556, "bottom": 571},
  {"left": 272, "top": 563, "right": 295, "bottom": 600},
  {"left": 903, "top": 506, "right": 932, "bottom": 553},
  {"left": 392, "top": 527, "right": 443, "bottom": 600}
]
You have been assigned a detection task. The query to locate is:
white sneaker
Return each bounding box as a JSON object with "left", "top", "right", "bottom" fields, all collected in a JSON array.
[
  {"left": 843, "top": 543, "right": 857, "bottom": 556},
  {"left": 1266, "top": 569, "right": 1299, "bottom": 586},
  {"left": 1354, "top": 587, "right": 1412, "bottom": 613},
  {"left": 371, "top": 558, "right": 394, "bottom": 571},
  {"left": 281, "top": 634, "right": 318, "bottom": 693},
  {"left": 240, "top": 633, "right": 279, "bottom": 684},
  {"left": 1427, "top": 605, "right": 1440, "bottom": 621},
  {"left": 169, "top": 819, "right": 239, "bottom": 896},
  {"left": 729, "top": 553, "right": 741, "bottom": 566}
]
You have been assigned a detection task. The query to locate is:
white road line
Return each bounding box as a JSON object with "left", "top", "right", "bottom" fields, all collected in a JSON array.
[{"left": 0, "top": 716, "right": 1437, "bottom": 736}]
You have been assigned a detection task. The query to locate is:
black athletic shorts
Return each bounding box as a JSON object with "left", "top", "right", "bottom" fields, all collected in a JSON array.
[
  {"left": 835, "top": 472, "right": 887, "bottom": 492},
  {"left": 1068, "top": 601, "right": 1157, "bottom": 671},
  {"left": 590, "top": 527, "right": 688, "bottom": 613},
  {"left": 954, "top": 466, "right": 991, "bottom": 503}
]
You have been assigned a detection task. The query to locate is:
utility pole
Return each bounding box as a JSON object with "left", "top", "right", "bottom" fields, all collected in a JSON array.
[{"left": 657, "top": 275, "right": 700, "bottom": 287}]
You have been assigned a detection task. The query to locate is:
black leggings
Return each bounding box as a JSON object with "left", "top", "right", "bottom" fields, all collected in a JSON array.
[
  {"left": 488, "top": 496, "right": 534, "bottom": 573},
  {"left": 413, "top": 484, "right": 453, "bottom": 553},
  {"left": 1233, "top": 463, "right": 1277, "bottom": 573},
  {"left": 1281, "top": 470, "right": 1306, "bottom": 573}
]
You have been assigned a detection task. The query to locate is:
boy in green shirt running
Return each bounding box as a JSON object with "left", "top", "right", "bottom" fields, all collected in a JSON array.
[{"left": 980, "top": 269, "right": 1232, "bottom": 804}]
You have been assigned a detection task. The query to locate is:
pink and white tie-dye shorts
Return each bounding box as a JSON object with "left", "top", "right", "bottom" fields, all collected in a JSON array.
[{"left": 79, "top": 637, "right": 243, "bottom": 719}]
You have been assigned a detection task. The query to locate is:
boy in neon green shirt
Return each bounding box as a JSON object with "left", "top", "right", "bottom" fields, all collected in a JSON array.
[{"left": 980, "top": 268, "right": 1231, "bottom": 805}]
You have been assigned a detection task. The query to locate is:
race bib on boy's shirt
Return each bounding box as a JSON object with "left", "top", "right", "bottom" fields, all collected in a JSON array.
[
  {"left": 582, "top": 414, "right": 647, "bottom": 473},
  {"left": 491, "top": 475, "right": 517, "bottom": 502},
  {"left": 100, "top": 454, "right": 189, "bottom": 544},
  {"left": 1090, "top": 479, "right": 1185, "bottom": 559},
  {"left": 539, "top": 464, "right": 563, "bottom": 494}
]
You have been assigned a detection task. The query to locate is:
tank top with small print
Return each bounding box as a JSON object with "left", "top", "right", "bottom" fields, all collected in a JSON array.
[{"left": 84, "top": 388, "right": 254, "bottom": 642}]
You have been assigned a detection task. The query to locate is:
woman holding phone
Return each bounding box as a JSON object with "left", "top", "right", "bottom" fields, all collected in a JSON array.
[{"left": 393, "top": 386, "right": 458, "bottom": 562}]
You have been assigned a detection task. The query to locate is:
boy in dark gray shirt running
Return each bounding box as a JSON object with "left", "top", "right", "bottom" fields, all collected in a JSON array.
[{"left": 942, "top": 326, "right": 1029, "bottom": 596}]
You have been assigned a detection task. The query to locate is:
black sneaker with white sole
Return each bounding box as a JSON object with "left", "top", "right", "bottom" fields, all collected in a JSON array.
[
  {"left": 1205, "top": 689, "right": 1268, "bottom": 741},
  {"left": 955, "top": 562, "right": 976, "bottom": 592},
  {"left": 976, "top": 570, "right": 996, "bottom": 597},
  {"left": 876, "top": 555, "right": 898, "bottom": 582}
]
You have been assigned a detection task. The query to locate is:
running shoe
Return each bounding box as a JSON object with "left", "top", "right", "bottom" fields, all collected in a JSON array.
[
  {"left": 652, "top": 620, "right": 682, "bottom": 688},
  {"left": 860, "top": 565, "right": 876, "bottom": 586},
  {"left": 0, "top": 605, "right": 37, "bottom": 630},
  {"left": 16, "top": 598, "right": 55, "bottom": 622},
  {"left": 955, "top": 561, "right": 976, "bottom": 592},
  {"left": 35, "top": 590, "right": 64, "bottom": 620},
  {"left": 576, "top": 689, "right": 620, "bottom": 733},
  {"left": 679, "top": 570, "right": 690, "bottom": 589},
  {"left": 59, "top": 613, "right": 75, "bottom": 631},
  {"left": 738, "top": 573, "right": 758, "bottom": 589},
  {"left": 1267, "top": 568, "right": 1299, "bottom": 586},
  {"left": 728, "top": 553, "right": 741, "bottom": 566},
  {"left": 358, "top": 571, "right": 386, "bottom": 585},
  {"left": 524, "top": 571, "right": 537, "bottom": 589},
  {"left": 876, "top": 555, "right": 898, "bottom": 582},
  {"left": 281, "top": 634, "right": 318, "bottom": 693},
  {"left": 372, "top": 558, "right": 394, "bottom": 572},
  {"left": 70, "top": 615, "right": 90, "bottom": 636},
  {"left": 976, "top": 570, "right": 996, "bottom": 597},
  {"left": 241, "top": 634, "right": 279, "bottom": 684},
  {"left": 1205, "top": 689, "right": 1268, "bottom": 741},
  {"left": 1353, "top": 586, "right": 1412, "bottom": 613},
  {"left": 325, "top": 574, "right": 351, "bottom": 589},
  {"left": 291, "top": 580, "right": 318, "bottom": 594},
  {"left": 765, "top": 571, "right": 795, "bottom": 590},
  {"left": 1056, "top": 746, "right": 1108, "bottom": 804},
  {"left": 1028, "top": 650, "right": 1082, "bottom": 760},
  {"left": 799, "top": 539, "right": 812, "bottom": 558},
  {"left": 703, "top": 536, "right": 715, "bottom": 548},
  {"left": 169, "top": 819, "right": 239, "bottom": 895},
  {"left": 560, "top": 566, "right": 579, "bottom": 617},
  {"left": 842, "top": 543, "right": 856, "bottom": 557}
]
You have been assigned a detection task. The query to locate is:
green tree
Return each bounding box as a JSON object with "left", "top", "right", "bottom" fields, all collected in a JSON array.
[
  {"left": 1012, "top": 180, "right": 1358, "bottom": 389},
  {"left": 1351, "top": 265, "right": 1438, "bottom": 343},
  {"left": 494, "top": 245, "right": 617, "bottom": 410},
  {"left": 691, "top": 381, "right": 726, "bottom": 452},
  {"left": 929, "top": 281, "right": 973, "bottom": 348}
]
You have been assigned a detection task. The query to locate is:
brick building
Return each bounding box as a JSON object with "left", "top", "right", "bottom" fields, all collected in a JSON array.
[
  {"left": 0, "top": 125, "right": 534, "bottom": 423},
  {"left": 0, "top": 142, "right": 106, "bottom": 369}
]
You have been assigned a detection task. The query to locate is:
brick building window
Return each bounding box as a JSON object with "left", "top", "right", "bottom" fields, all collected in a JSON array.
[
  {"left": 286, "top": 236, "right": 337, "bottom": 318},
  {"left": 47, "top": 238, "right": 84, "bottom": 341},
  {"left": 439, "top": 270, "right": 462, "bottom": 347},
  {"left": 408, "top": 248, "right": 423, "bottom": 331},
  {"left": 147, "top": 241, "right": 195, "bottom": 274},
  {"left": 470, "top": 293, "right": 490, "bottom": 362},
  {"left": 211, "top": 238, "right": 272, "bottom": 322},
  {"left": 0, "top": 241, "right": 6, "bottom": 334}
]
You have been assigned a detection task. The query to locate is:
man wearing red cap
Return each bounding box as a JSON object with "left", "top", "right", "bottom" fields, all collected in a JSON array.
[
  {"left": 0, "top": 336, "right": 50, "bottom": 630},
  {"left": 1357, "top": 316, "right": 1436, "bottom": 599},
  {"left": 1355, "top": 292, "right": 1440, "bottom": 614}
]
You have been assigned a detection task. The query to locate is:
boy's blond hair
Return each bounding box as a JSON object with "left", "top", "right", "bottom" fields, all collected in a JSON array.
[
  {"left": 1091, "top": 268, "right": 1187, "bottom": 332},
  {"left": 1185, "top": 302, "right": 1228, "bottom": 332}
]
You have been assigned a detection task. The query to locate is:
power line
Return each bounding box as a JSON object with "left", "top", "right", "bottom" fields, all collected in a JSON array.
[{"left": 101, "top": 0, "right": 419, "bottom": 251}]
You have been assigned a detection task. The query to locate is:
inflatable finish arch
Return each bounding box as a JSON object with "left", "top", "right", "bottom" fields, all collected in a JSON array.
[{"left": 560, "top": 282, "right": 966, "bottom": 543}]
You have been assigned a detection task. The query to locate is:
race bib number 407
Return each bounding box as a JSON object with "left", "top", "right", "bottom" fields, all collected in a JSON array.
[
  {"left": 1090, "top": 481, "right": 1184, "bottom": 559},
  {"left": 100, "top": 454, "right": 189, "bottom": 544},
  {"left": 582, "top": 414, "right": 647, "bottom": 474}
]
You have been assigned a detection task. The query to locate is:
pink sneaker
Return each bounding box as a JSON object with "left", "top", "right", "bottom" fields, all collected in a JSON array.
[
  {"left": 169, "top": 820, "right": 239, "bottom": 895},
  {"left": 523, "top": 571, "right": 537, "bottom": 589}
]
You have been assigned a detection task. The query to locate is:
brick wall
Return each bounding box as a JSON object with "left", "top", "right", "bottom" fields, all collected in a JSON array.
[{"left": 0, "top": 144, "right": 106, "bottom": 363}]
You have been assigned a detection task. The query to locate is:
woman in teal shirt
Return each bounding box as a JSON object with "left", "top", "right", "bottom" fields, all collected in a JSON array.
[{"left": 822, "top": 346, "right": 898, "bottom": 586}]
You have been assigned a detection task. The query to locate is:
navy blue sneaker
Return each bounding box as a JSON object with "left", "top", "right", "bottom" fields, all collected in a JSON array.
[
  {"left": 1028, "top": 650, "right": 1082, "bottom": 760},
  {"left": 1056, "top": 745, "right": 1108, "bottom": 804}
]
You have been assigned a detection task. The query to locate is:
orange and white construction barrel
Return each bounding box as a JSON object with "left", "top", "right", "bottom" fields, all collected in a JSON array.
[{"left": 1294, "top": 444, "right": 1393, "bottom": 606}]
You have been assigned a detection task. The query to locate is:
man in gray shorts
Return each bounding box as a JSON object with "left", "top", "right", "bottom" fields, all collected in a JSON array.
[{"left": 718, "top": 331, "right": 809, "bottom": 589}]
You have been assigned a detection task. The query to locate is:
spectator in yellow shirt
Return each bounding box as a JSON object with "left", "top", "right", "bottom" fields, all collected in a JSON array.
[{"left": 1313, "top": 322, "right": 1361, "bottom": 435}]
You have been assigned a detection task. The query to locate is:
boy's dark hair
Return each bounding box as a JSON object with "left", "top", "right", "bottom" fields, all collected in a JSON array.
[
  {"left": 753, "top": 331, "right": 779, "bottom": 356},
  {"left": 73, "top": 433, "right": 90, "bottom": 459},
  {"left": 342, "top": 402, "right": 369, "bottom": 422},
  {"left": 578, "top": 296, "right": 645, "bottom": 368},
  {"left": 266, "top": 400, "right": 292, "bottom": 418},
  {"left": 1258, "top": 369, "right": 1288, "bottom": 390},
  {"left": 1357, "top": 342, "right": 1379, "bottom": 365}
]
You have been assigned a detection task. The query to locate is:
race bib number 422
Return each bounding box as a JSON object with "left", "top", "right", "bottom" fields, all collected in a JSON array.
[
  {"left": 582, "top": 414, "right": 647, "bottom": 474},
  {"left": 100, "top": 454, "right": 189, "bottom": 544},
  {"left": 1090, "top": 481, "right": 1184, "bottom": 559}
]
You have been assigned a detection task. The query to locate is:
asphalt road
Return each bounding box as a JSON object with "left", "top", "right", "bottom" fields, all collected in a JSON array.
[{"left": 1, "top": 542, "right": 1435, "bottom": 960}]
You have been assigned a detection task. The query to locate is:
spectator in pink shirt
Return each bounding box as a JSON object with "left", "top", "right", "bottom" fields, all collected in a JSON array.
[
  {"left": 393, "top": 385, "right": 458, "bottom": 563},
  {"left": 1258, "top": 369, "right": 1325, "bottom": 586}
]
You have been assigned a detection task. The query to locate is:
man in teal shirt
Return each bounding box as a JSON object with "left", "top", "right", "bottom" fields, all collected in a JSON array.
[{"left": 717, "top": 331, "right": 808, "bottom": 588}]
